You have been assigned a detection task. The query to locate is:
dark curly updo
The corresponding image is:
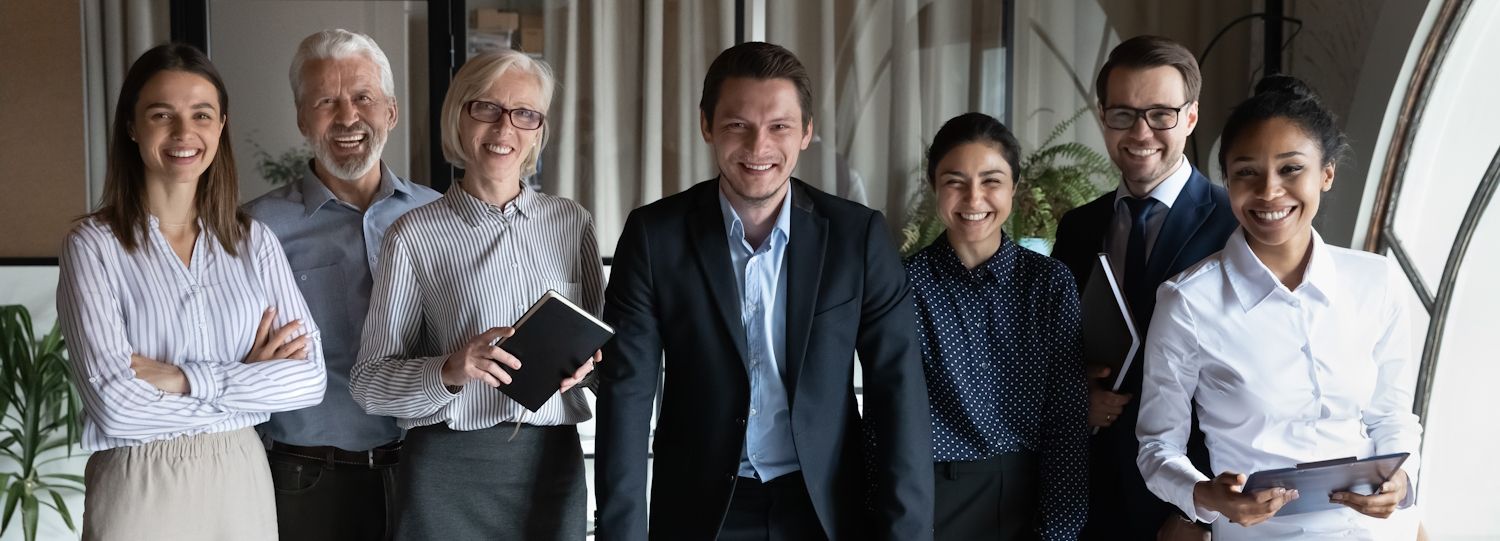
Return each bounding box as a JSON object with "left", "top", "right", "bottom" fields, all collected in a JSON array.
[{"left": 1217, "top": 75, "right": 1349, "bottom": 173}]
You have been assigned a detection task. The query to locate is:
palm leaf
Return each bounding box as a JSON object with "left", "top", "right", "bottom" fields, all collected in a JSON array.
[
  {"left": 0, "top": 305, "right": 84, "bottom": 540},
  {"left": 41, "top": 474, "right": 85, "bottom": 487},
  {"left": 21, "top": 493, "right": 37, "bottom": 541},
  {"left": 47, "top": 489, "right": 75, "bottom": 532},
  {"left": 1, "top": 482, "right": 20, "bottom": 532}
]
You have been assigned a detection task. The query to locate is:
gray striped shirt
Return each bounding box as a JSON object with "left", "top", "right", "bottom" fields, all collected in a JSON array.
[
  {"left": 57, "top": 216, "right": 328, "bottom": 451},
  {"left": 350, "top": 184, "right": 604, "bottom": 429}
]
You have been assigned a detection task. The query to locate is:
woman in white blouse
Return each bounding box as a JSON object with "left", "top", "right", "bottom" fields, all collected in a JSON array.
[
  {"left": 349, "top": 49, "right": 601, "bottom": 539},
  {"left": 57, "top": 44, "right": 326, "bottom": 540},
  {"left": 1135, "top": 75, "right": 1422, "bottom": 540}
]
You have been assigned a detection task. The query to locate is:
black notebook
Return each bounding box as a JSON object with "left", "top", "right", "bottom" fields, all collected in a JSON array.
[
  {"left": 494, "top": 290, "right": 615, "bottom": 412},
  {"left": 1243, "top": 452, "right": 1410, "bottom": 515},
  {"left": 1080, "top": 252, "right": 1139, "bottom": 392}
]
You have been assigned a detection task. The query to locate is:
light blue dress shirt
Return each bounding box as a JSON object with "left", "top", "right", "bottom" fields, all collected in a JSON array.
[
  {"left": 243, "top": 162, "right": 440, "bottom": 451},
  {"left": 717, "top": 184, "right": 799, "bottom": 481}
]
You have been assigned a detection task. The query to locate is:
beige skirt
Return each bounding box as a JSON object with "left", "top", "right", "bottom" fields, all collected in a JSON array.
[{"left": 82, "top": 427, "right": 276, "bottom": 541}]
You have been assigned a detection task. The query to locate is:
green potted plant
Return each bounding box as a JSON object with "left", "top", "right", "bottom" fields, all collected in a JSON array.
[
  {"left": 0, "top": 305, "right": 84, "bottom": 541},
  {"left": 899, "top": 107, "right": 1113, "bottom": 257},
  {"left": 252, "top": 141, "right": 315, "bottom": 186},
  {"left": 1009, "top": 107, "right": 1115, "bottom": 254}
]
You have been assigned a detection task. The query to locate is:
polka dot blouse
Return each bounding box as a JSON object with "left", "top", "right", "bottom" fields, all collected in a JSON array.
[{"left": 905, "top": 232, "right": 1089, "bottom": 539}]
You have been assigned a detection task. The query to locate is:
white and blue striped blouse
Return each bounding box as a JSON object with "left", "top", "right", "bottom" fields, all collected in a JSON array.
[
  {"left": 57, "top": 216, "right": 327, "bottom": 452},
  {"left": 350, "top": 184, "right": 604, "bottom": 429}
]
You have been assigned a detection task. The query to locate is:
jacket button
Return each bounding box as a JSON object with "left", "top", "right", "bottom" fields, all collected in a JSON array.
[
  {"left": 726, "top": 473, "right": 736, "bottom": 481},
  {"left": 735, "top": 417, "right": 746, "bottom": 426}
]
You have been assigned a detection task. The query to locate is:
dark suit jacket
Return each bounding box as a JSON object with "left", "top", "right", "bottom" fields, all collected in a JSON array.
[
  {"left": 1051, "top": 167, "right": 1237, "bottom": 540},
  {"left": 595, "top": 178, "right": 934, "bottom": 541}
]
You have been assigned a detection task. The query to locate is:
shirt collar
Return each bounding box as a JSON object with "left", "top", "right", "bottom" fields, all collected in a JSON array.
[
  {"left": 447, "top": 181, "right": 536, "bottom": 228},
  {"left": 931, "top": 232, "right": 1017, "bottom": 282},
  {"left": 298, "top": 161, "right": 413, "bottom": 217},
  {"left": 1224, "top": 227, "right": 1338, "bottom": 311},
  {"left": 1113, "top": 156, "right": 1192, "bottom": 209},
  {"left": 716, "top": 180, "right": 792, "bottom": 249}
]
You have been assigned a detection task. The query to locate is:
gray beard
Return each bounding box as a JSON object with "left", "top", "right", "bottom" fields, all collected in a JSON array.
[{"left": 313, "top": 132, "right": 387, "bottom": 182}]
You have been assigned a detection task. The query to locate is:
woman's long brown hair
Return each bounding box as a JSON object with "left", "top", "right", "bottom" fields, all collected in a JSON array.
[{"left": 92, "top": 43, "right": 249, "bottom": 255}]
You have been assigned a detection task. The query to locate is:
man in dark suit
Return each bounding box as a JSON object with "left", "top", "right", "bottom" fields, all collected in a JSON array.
[
  {"left": 595, "top": 42, "right": 934, "bottom": 541},
  {"left": 1051, "top": 35, "right": 1238, "bottom": 541}
]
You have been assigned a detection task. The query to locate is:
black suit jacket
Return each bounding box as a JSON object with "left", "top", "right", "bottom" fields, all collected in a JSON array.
[
  {"left": 596, "top": 178, "right": 934, "bottom": 541},
  {"left": 1051, "top": 167, "right": 1237, "bottom": 540}
]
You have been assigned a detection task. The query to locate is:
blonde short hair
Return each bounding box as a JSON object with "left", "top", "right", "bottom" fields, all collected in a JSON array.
[{"left": 440, "top": 50, "right": 556, "bottom": 178}]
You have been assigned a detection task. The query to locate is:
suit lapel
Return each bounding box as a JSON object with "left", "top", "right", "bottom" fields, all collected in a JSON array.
[
  {"left": 782, "top": 182, "right": 826, "bottom": 407},
  {"left": 1083, "top": 194, "right": 1114, "bottom": 253},
  {"left": 688, "top": 182, "right": 751, "bottom": 366},
  {"left": 1146, "top": 169, "right": 1214, "bottom": 283}
]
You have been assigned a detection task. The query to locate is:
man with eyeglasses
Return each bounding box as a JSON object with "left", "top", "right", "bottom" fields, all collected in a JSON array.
[
  {"left": 243, "top": 29, "right": 439, "bottom": 541},
  {"left": 1052, "top": 35, "right": 1237, "bottom": 541}
]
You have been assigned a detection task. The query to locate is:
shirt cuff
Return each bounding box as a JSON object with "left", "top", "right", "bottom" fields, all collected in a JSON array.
[
  {"left": 1398, "top": 465, "right": 1418, "bottom": 508},
  {"left": 180, "top": 361, "right": 222, "bottom": 402},
  {"left": 1163, "top": 460, "right": 1219, "bottom": 523},
  {"left": 421, "top": 355, "right": 462, "bottom": 407}
]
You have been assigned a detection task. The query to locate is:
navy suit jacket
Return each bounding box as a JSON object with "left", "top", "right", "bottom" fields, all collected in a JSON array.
[
  {"left": 595, "top": 178, "right": 934, "bottom": 541},
  {"left": 1051, "top": 166, "right": 1237, "bottom": 540}
]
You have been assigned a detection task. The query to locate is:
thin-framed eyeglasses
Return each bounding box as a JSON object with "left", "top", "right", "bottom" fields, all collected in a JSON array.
[
  {"left": 465, "top": 100, "right": 545, "bottom": 130},
  {"left": 1102, "top": 102, "right": 1193, "bottom": 130}
]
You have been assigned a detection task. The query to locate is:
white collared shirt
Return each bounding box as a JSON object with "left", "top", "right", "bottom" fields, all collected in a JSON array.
[
  {"left": 1137, "top": 228, "right": 1422, "bottom": 540},
  {"left": 1107, "top": 156, "right": 1193, "bottom": 280}
]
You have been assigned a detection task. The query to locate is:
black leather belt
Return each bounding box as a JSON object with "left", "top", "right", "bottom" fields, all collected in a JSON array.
[{"left": 269, "top": 441, "right": 401, "bottom": 468}]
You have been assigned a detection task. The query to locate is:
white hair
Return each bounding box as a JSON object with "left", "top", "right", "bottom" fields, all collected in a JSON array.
[{"left": 289, "top": 29, "right": 397, "bottom": 106}]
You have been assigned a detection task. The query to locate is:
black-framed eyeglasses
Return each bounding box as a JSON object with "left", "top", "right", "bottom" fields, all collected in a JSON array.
[
  {"left": 1102, "top": 102, "right": 1192, "bottom": 130},
  {"left": 465, "top": 100, "right": 545, "bottom": 130}
]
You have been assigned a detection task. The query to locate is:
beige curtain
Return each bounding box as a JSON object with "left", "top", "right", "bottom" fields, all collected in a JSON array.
[
  {"left": 82, "top": 0, "right": 171, "bottom": 207},
  {"left": 764, "top": 0, "right": 1008, "bottom": 228},
  {"left": 539, "top": 0, "right": 736, "bottom": 257}
]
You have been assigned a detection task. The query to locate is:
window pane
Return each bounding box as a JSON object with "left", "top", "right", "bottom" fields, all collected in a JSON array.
[
  {"left": 1420, "top": 193, "right": 1500, "bottom": 537},
  {"left": 1389, "top": 1, "right": 1500, "bottom": 288}
]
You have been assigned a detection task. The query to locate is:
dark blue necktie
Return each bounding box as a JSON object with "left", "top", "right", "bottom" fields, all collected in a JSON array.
[{"left": 1123, "top": 196, "right": 1158, "bottom": 322}]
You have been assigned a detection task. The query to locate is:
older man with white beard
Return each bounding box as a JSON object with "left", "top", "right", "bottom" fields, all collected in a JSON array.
[{"left": 243, "top": 29, "right": 440, "bottom": 541}]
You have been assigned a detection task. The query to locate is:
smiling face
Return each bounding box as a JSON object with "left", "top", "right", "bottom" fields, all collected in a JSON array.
[
  {"left": 296, "top": 55, "right": 397, "bottom": 183},
  {"left": 458, "top": 69, "right": 545, "bottom": 185},
  {"left": 701, "top": 77, "right": 814, "bottom": 208},
  {"left": 131, "top": 70, "right": 225, "bottom": 185},
  {"left": 1224, "top": 116, "right": 1334, "bottom": 252},
  {"left": 1101, "top": 65, "right": 1198, "bottom": 196},
  {"left": 934, "top": 142, "right": 1014, "bottom": 253}
]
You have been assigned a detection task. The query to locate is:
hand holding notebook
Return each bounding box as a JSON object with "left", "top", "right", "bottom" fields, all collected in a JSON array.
[{"left": 439, "top": 290, "right": 614, "bottom": 411}]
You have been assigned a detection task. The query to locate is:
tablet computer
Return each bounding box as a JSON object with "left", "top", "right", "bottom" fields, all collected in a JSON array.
[{"left": 1242, "top": 452, "right": 1410, "bottom": 516}]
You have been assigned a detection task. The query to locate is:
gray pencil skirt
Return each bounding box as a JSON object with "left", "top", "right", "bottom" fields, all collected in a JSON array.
[{"left": 394, "top": 423, "right": 587, "bottom": 541}]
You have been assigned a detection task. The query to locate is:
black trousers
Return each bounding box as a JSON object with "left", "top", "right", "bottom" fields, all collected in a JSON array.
[
  {"left": 267, "top": 445, "right": 399, "bottom": 541},
  {"left": 719, "top": 471, "right": 826, "bottom": 541},
  {"left": 933, "top": 453, "right": 1041, "bottom": 541}
]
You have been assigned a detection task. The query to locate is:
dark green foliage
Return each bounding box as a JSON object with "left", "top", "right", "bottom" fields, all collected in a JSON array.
[{"left": 0, "top": 305, "right": 84, "bottom": 541}]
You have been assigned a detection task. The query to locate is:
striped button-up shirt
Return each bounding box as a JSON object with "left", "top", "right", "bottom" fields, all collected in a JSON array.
[
  {"left": 57, "top": 216, "right": 328, "bottom": 451},
  {"left": 350, "top": 183, "right": 604, "bottom": 429}
]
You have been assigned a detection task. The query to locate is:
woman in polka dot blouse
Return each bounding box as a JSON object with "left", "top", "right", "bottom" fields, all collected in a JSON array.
[{"left": 905, "top": 112, "right": 1090, "bottom": 540}]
